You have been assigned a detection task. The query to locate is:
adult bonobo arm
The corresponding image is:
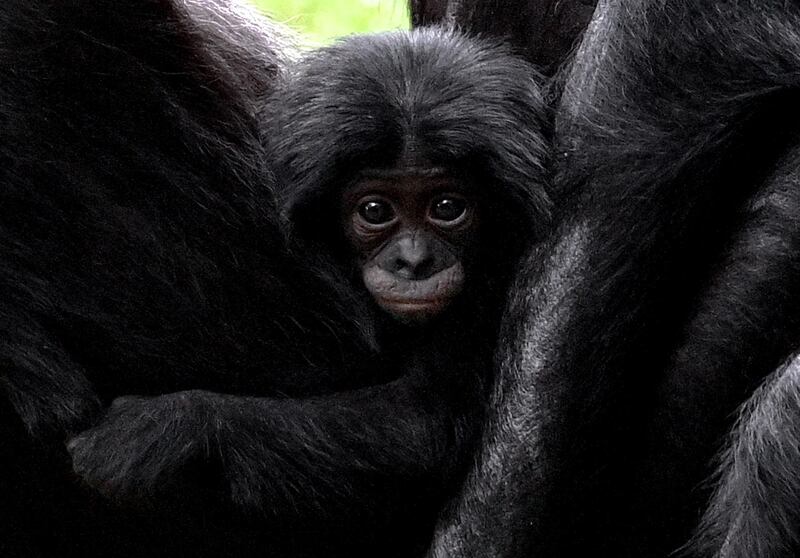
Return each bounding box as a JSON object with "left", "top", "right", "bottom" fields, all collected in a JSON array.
[
  {"left": 427, "top": 0, "right": 800, "bottom": 556},
  {"left": 409, "top": 0, "right": 597, "bottom": 74}
]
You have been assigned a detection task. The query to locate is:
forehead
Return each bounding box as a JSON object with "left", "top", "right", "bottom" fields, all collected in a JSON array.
[{"left": 345, "top": 169, "right": 465, "bottom": 198}]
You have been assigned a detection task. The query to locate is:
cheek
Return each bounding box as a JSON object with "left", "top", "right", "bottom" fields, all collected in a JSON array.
[{"left": 346, "top": 228, "right": 390, "bottom": 267}]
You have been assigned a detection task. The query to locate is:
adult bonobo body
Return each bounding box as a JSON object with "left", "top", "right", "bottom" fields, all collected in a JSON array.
[
  {"left": 0, "top": 1, "right": 385, "bottom": 556},
  {"left": 67, "top": 28, "right": 551, "bottom": 557},
  {"left": 424, "top": 0, "right": 800, "bottom": 557}
]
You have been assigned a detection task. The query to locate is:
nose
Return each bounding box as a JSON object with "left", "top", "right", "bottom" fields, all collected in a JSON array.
[{"left": 390, "top": 235, "right": 436, "bottom": 280}]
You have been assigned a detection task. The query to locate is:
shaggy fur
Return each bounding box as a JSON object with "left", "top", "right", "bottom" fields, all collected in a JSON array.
[{"left": 690, "top": 350, "right": 800, "bottom": 558}]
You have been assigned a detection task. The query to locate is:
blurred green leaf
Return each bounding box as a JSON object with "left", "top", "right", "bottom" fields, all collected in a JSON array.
[{"left": 250, "top": 0, "right": 409, "bottom": 45}]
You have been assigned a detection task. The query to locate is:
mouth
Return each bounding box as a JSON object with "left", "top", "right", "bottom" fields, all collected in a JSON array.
[
  {"left": 377, "top": 296, "right": 451, "bottom": 320},
  {"left": 363, "top": 263, "right": 465, "bottom": 322}
]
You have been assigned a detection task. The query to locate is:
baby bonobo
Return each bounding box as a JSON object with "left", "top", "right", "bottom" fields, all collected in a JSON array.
[{"left": 68, "top": 27, "right": 550, "bottom": 557}]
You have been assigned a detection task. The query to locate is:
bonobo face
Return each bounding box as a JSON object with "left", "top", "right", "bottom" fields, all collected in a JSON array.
[{"left": 342, "top": 171, "right": 479, "bottom": 323}]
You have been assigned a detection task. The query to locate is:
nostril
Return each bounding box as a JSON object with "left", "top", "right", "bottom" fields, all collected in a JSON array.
[
  {"left": 394, "top": 254, "right": 436, "bottom": 280},
  {"left": 392, "top": 256, "right": 408, "bottom": 272},
  {"left": 414, "top": 256, "right": 435, "bottom": 278}
]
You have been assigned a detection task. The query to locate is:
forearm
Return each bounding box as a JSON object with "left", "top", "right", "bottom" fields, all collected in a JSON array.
[{"left": 69, "top": 374, "right": 468, "bottom": 522}]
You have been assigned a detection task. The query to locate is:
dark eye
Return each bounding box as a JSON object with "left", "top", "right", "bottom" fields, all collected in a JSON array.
[
  {"left": 430, "top": 197, "right": 467, "bottom": 223},
  {"left": 357, "top": 200, "right": 395, "bottom": 225}
]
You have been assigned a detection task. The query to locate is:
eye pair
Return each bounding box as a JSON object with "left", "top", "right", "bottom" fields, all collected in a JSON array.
[{"left": 357, "top": 196, "right": 470, "bottom": 227}]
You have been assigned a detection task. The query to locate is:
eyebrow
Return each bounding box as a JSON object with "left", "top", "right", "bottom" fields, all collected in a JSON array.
[{"left": 359, "top": 166, "right": 449, "bottom": 179}]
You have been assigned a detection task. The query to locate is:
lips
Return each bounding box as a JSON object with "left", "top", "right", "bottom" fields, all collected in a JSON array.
[
  {"left": 363, "top": 264, "right": 464, "bottom": 299},
  {"left": 377, "top": 295, "right": 450, "bottom": 320},
  {"left": 379, "top": 296, "right": 447, "bottom": 311}
]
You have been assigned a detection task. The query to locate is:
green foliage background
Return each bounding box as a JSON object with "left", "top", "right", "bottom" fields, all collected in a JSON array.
[{"left": 250, "top": 0, "right": 409, "bottom": 45}]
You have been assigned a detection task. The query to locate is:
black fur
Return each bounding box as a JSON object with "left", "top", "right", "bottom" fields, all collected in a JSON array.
[
  {"left": 425, "top": 0, "right": 800, "bottom": 556},
  {"left": 410, "top": 0, "right": 597, "bottom": 75},
  {"left": 58, "top": 26, "right": 552, "bottom": 557}
]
